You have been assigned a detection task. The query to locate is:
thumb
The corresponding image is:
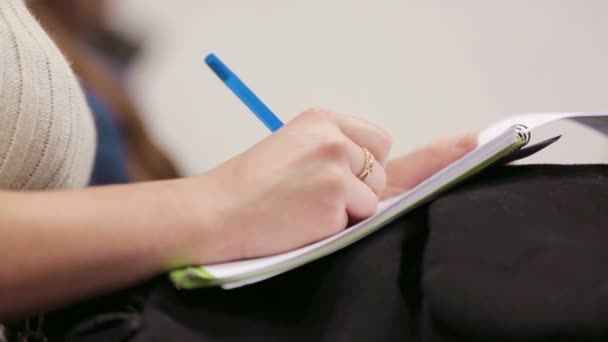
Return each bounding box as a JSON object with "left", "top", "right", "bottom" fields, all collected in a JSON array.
[{"left": 382, "top": 132, "right": 478, "bottom": 199}]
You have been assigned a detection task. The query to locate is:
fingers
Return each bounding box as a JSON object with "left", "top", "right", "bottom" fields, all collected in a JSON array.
[
  {"left": 332, "top": 112, "right": 392, "bottom": 166},
  {"left": 342, "top": 137, "right": 387, "bottom": 197},
  {"left": 344, "top": 173, "right": 379, "bottom": 221},
  {"left": 383, "top": 132, "right": 478, "bottom": 199},
  {"left": 292, "top": 108, "right": 391, "bottom": 197}
]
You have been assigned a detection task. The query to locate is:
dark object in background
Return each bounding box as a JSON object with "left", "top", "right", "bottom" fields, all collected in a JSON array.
[
  {"left": 90, "top": 27, "right": 143, "bottom": 70},
  {"left": 30, "top": 1, "right": 181, "bottom": 184}
]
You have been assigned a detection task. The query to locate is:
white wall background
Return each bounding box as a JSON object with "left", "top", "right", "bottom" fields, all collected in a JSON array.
[{"left": 107, "top": 0, "right": 608, "bottom": 175}]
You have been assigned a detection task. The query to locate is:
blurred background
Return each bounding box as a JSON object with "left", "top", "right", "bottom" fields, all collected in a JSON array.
[{"left": 47, "top": 0, "right": 608, "bottom": 175}]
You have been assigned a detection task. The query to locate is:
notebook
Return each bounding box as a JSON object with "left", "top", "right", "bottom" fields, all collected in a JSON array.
[{"left": 170, "top": 112, "right": 608, "bottom": 290}]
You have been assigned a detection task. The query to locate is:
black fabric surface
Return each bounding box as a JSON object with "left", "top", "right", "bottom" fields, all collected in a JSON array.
[
  {"left": 40, "top": 165, "right": 608, "bottom": 341},
  {"left": 421, "top": 165, "right": 608, "bottom": 342},
  {"left": 130, "top": 210, "right": 423, "bottom": 342}
]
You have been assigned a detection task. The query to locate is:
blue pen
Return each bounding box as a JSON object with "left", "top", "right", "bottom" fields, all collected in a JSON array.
[{"left": 205, "top": 53, "right": 284, "bottom": 132}]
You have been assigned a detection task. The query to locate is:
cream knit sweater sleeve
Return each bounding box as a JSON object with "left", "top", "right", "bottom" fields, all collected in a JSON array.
[{"left": 0, "top": 0, "right": 96, "bottom": 190}]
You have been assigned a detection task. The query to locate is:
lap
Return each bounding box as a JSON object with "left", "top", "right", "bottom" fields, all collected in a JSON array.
[{"left": 133, "top": 211, "right": 426, "bottom": 342}]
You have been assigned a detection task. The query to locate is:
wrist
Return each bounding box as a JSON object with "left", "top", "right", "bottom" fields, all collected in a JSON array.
[{"left": 166, "top": 172, "right": 244, "bottom": 268}]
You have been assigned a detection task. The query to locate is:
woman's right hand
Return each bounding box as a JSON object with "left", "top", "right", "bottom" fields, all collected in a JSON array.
[
  {"left": 0, "top": 107, "right": 391, "bottom": 318},
  {"left": 183, "top": 108, "right": 393, "bottom": 264}
]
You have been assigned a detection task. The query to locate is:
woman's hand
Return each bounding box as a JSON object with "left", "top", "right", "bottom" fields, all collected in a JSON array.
[
  {"left": 0, "top": 108, "right": 473, "bottom": 319},
  {"left": 382, "top": 133, "right": 478, "bottom": 199},
  {"left": 186, "top": 108, "right": 393, "bottom": 263}
]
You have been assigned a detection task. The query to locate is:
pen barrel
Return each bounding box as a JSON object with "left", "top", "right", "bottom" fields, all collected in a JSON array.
[{"left": 206, "top": 53, "right": 284, "bottom": 132}]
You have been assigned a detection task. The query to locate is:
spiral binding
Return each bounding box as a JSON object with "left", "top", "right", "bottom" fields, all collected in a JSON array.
[{"left": 514, "top": 124, "right": 531, "bottom": 145}]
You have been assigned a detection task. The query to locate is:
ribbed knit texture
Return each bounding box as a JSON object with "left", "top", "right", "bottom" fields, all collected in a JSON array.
[{"left": 0, "top": 0, "right": 96, "bottom": 190}]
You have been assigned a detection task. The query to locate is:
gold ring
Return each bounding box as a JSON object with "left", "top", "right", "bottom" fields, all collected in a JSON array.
[{"left": 357, "top": 148, "right": 374, "bottom": 182}]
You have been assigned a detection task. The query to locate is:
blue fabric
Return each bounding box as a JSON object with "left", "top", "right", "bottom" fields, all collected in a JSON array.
[{"left": 86, "top": 89, "right": 130, "bottom": 185}]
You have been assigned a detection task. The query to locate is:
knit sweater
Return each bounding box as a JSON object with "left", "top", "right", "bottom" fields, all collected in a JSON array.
[{"left": 0, "top": 0, "right": 95, "bottom": 190}]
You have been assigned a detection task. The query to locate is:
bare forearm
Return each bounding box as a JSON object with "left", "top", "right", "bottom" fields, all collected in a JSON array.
[{"left": 0, "top": 178, "right": 222, "bottom": 321}]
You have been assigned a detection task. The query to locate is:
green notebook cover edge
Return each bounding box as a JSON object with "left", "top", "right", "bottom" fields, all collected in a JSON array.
[{"left": 170, "top": 266, "right": 215, "bottom": 289}]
